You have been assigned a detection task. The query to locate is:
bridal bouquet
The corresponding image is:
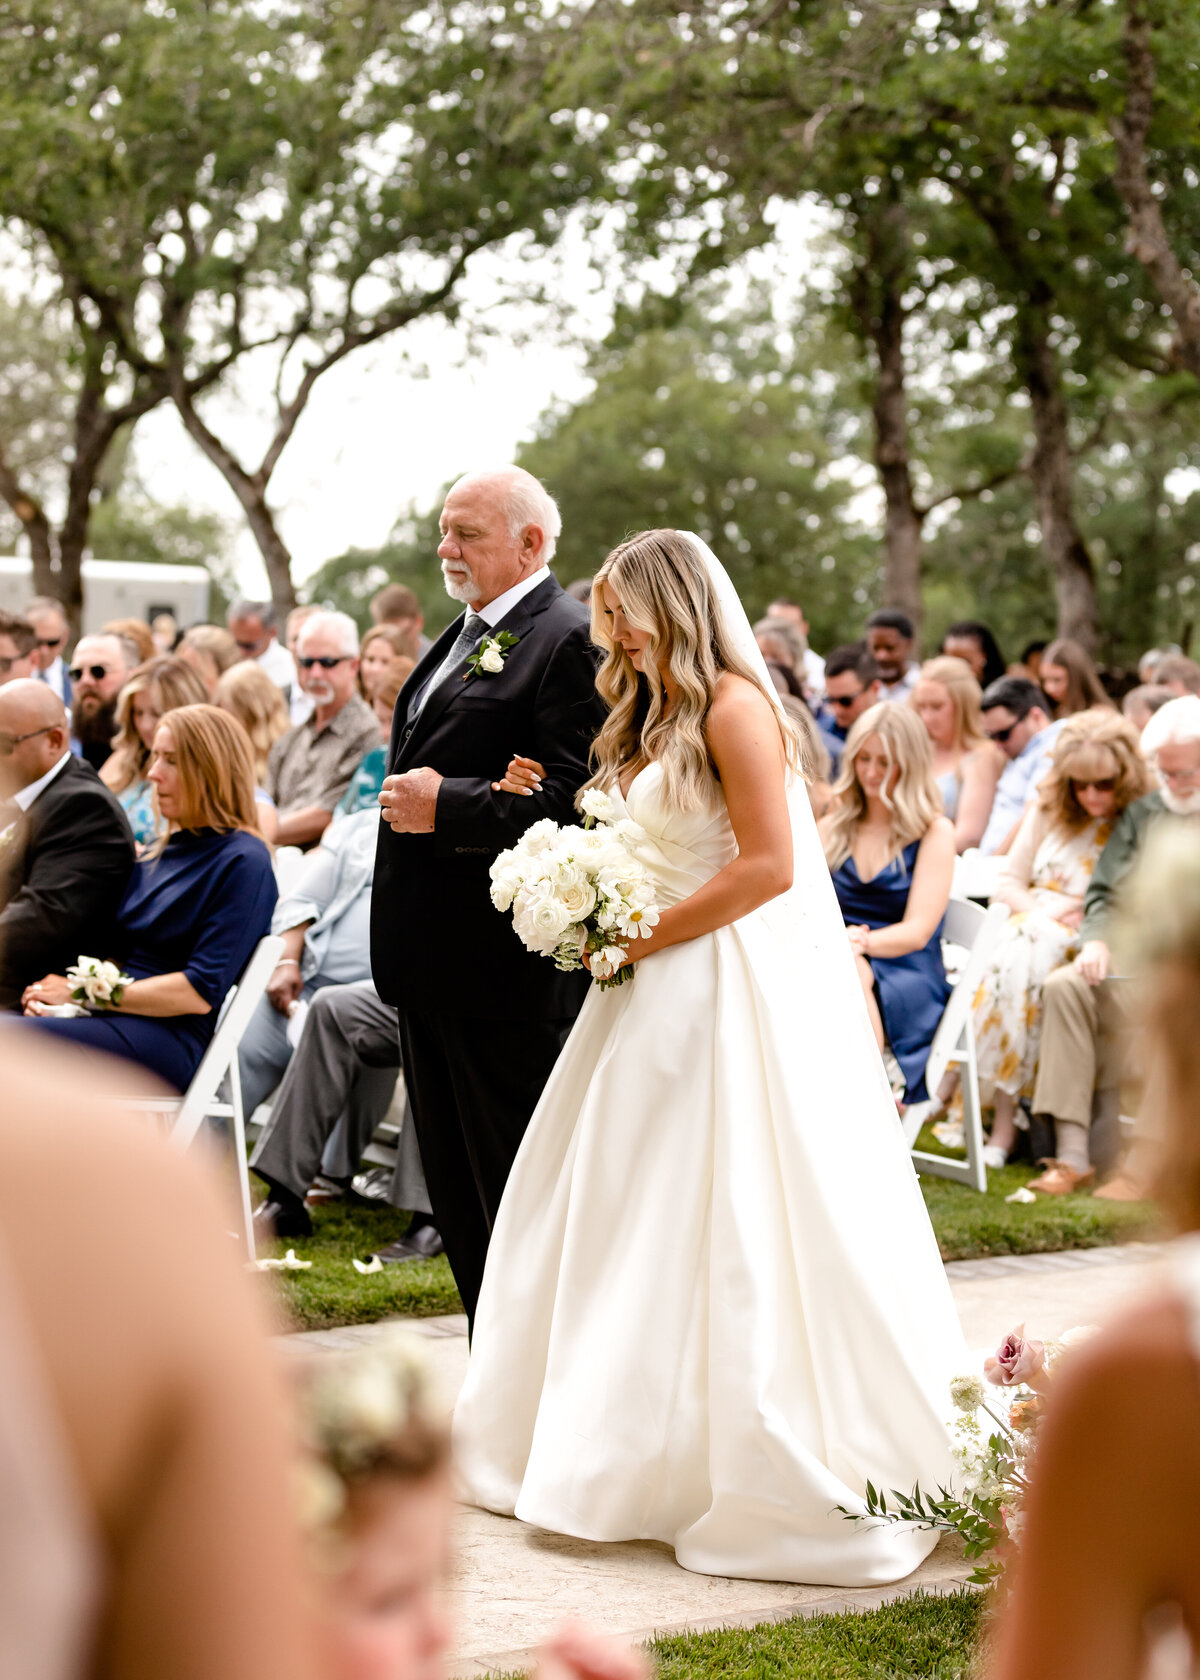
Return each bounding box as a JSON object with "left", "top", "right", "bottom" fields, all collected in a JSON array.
[
  {"left": 489, "top": 789, "right": 659, "bottom": 987},
  {"left": 839, "top": 1322, "right": 1096, "bottom": 1584},
  {"left": 67, "top": 955, "right": 133, "bottom": 1009}
]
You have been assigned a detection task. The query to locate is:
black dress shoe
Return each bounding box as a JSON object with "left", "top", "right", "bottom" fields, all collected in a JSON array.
[
  {"left": 370, "top": 1225, "right": 445, "bottom": 1265},
  {"left": 253, "top": 1197, "right": 313, "bottom": 1241}
]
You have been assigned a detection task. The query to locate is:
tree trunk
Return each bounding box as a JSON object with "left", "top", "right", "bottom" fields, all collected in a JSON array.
[
  {"left": 849, "top": 198, "right": 925, "bottom": 631},
  {"left": 1112, "top": 0, "right": 1200, "bottom": 381},
  {"left": 1013, "top": 295, "right": 1100, "bottom": 649},
  {"left": 0, "top": 442, "right": 56, "bottom": 596}
]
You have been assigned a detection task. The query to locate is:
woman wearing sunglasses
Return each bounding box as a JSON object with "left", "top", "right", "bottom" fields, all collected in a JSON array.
[{"left": 968, "top": 709, "right": 1150, "bottom": 1167}]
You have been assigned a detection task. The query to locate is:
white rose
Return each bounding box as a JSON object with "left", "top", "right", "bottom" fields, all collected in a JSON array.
[
  {"left": 519, "top": 818, "right": 561, "bottom": 856},
  {"left": 479, "top": 642, "right": 506, "bottom": 674},
  {"left": 513, "top": 891, "right": 574, "bottom": 952},
  {"left": 580, "top": 787, "right": 616, "bottom": 824},
  {"left": 558, "top": 876, "right": 598, "bottom": 921}
]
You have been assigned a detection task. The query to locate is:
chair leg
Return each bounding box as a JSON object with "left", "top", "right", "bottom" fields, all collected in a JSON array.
[
  {"left": 959, "top": 1025, "right": 988, "bottom": 1193},
  {"left": 227, "top": 1053, "right": 257, "bottom": 1265}
]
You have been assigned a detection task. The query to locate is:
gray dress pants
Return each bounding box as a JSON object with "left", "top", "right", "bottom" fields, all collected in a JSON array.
[{"left": 249, "top": 979, "right": 430, "bottom": 1213}]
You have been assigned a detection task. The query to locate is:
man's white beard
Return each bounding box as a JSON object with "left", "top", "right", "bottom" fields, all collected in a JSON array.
[
  {"left": 442, "top": 560, "right": 478, "bottom": 604},
  {"left": 305, "top": 679, "right": 335, "bottom": 706},
  {"left": 1161, "top": 783, "right": 1200, "bottom": 815}
]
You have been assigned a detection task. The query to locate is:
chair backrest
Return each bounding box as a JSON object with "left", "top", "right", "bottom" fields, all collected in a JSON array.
[
  {"left": 924, "top": 898, "right": 1010, "bottom": 1097},
  {"left": 169, "top": 934, "right": 285, "bottom": 1149}
]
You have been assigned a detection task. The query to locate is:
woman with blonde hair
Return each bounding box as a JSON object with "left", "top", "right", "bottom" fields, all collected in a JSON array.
[
  {"left": 177, "top": 623, "right": 238, "bottom": 698},
  {"left": 988, "top": 824, "right": 1200, "bottom": 1680},
  {"left": 22, "top": 704, "right": 276, "bottom": 1091},
  {"left": 358, "top": 622, "right": 416, "bottom": 700},
  {"left": 911, "top": 654, "right": 1003, "bottom": 850},
  {"left": 457, "top": 530, "right": 964, "bottom": 1588},
  {"left": 101, "top": 657, "right": 208, "bottom": 845},
  {"left": 970, "top": 707, "right": 1150, "bottom": 1171},
  {"left": 820, "top": 702, "right": 956, "bottom": 1103},
  {"left": 215, "top": 660, "right": 291, "bottom": 780},
  {"left": 1038, "top": 637, "right": 1112, "bottom": 718}
]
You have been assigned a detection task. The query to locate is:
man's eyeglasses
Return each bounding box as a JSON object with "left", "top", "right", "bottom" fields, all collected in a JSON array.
[
  {"left": 827, "top": 689, "right": 865, "bottom": 709},
  {"left": 1161, "top": 765, "right": 1200, "bottom": 785},
  {"left": 35, "top": 636, "right": 63, "bottom": 650},
  {"left": 0, "top": 724, "right": 57, "bottom": 757},
  {"left": 68, "top": 664, "right": 113, "bottom": 682},
  {"left": 1071, "top": 776, "right": 1117, "bottom": 794},
  {"left": 234, "top": 640, "right": 262, "bottom": 654},
  {"left": 985, "top": 719, "right": 1020, "bottom": 745},
  {"left": 297, "top": 655, "right": 350, "bottom": 670}
]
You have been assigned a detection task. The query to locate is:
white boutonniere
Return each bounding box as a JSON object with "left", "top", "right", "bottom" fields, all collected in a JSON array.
[{"left": 465, "top": 630, "right": 519, "bottom": 679}]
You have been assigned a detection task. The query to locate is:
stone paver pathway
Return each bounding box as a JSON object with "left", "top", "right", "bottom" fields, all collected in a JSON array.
[{"left": 289, "top": 1242, "right": 1167, "bottom": 1675}]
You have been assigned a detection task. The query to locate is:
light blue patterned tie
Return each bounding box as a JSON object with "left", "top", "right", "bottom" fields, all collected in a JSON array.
[{"left": 410, "top": 610, "right": 483, "bottom": 719}]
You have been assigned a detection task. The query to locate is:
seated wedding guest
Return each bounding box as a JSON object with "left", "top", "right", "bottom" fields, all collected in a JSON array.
[
  {"left": 754, "top": 616, "right": 809, "bottom": 702},
  {"left": 22, "top": 704, "right": 277, "bottom": 1091},
  {"left": 177, "top": 623, "right": 238, "bottom": 699},
  {"left": 370, "top": 581, "right": 428, "bottom": 656},
  {"left": 781, "top": 696, "right": 833, "bottom": 818},
  {"left": 978, "top": 677, "right": 1064, "bottom": 855},
  {"left": 820, "top": 642, "right": 882, "bottom": 774},
  {"left": 1122, "top": 682, "right": 1173, "bottom": 732},
  {"left": 820, "top": 703, "right": 955, "bottom": 1103},
  {"left": 337, "top": 658, "right": 415, "bottom": 818},
  {"left": 1, "top": 1035, "right": 319, "bottom": 1680},
  {"left": 0, "top": 609, "right": 38, "bottom": 686},
  {"left": 103, "top": 616, "right": 155, "bottom": 665},
  {"left": 1038, "top": 637, "right": 1112, "bottom": 718},
  {"left": 25, "top": 596, "right": 71, "bottom": 700},
  {"left": 768, "top": 595, "right": 826, "bottom": 698},
  {"left": 250, "top": 977, "right": 439, "bottom": 1260},
  {"left": 987, "top": 829, "right": 1200, "bottom": 1680},
  {"left": 1015, "top": 638, "right": 1048, "bottom": 683},
  {"left": 971, "top": 709, "right": 1149, "bottom": 1168},
  {"left": 215, "top": 659, "right": 291, "bottom": 839},
  {"left": 939, "top": 620, "right": 1006, "bottom": 689},
  {"left": 150, "top": 610, "right": 177, "bottom": 655},
  {"left": 265, "top": 611, "right": 379, "bottom": 849},
  {"left": 296, "top": 1331, "right": 642, "bottom": 1680},
  {"left": 911, "top": 655, "right": 1003, "bottom": 851},
  {"left": 285, "top": 604, "right": 317, "bottom": 725},
  {"left": 101, "top": 657, "right": 208, "bottom": 846},
  {"left": 0, "top": 682, "right": 134, "bottom": 1009},
  {"left": 226, "top": 597, "right": 298, "bottom": 698},
  {"left": 1153, "top": 651, "right": 1200, "bottom": 698},
  {"left": 1027, "top": 695, "right": 1200, "bottom": 1195},
  {"left": 358, "top": 623, "right": 413, "bottom": 701},
  {"left": 864, "top": 608, "right": 920, "bottom": 701},
  {"left": 69, "top": 631, "right": 139, "bottom": 770}
]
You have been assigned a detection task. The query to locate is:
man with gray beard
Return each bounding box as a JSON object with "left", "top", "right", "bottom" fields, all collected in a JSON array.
[{"left": 1028, "top": 695, "right": 1200, "bottom": 1197}]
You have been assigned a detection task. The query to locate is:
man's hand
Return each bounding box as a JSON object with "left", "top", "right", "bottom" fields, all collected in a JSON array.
[
  {"left": 379, "top": 767, "right": 443, "bottom": 834},
  {"left": 266, "top": 961, "right": 303, "bottom": 1015},
  {"left": 1074, "top": 939, "right": 1111, "bottom": 986}
]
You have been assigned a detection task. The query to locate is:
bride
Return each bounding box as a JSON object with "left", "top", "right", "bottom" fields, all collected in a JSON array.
[{"left": 453, "top": 529, "right": 965, "bottom": 1587}]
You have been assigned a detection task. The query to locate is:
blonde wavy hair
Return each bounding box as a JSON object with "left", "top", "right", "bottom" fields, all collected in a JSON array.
[
  {"left": 215, "top": 661, "right": 292, "bottom": 782},
  {"left": 914, "top": 655, "right": 986, "bottom": 750},
  {"left": 150, "top": 703, "right": 262, "bottom": 848},
  {"left": 582, "top": 529, "right": 801, "bottom": 812},
  {"left": 1036, "top": 706, "right": 1150, "bottom": 832},
  {"left": 821, "top": 702, "right": 943, "bottom": 870},
  {"left": 106, "top": 657, "right": 208, "bottom": 794}
]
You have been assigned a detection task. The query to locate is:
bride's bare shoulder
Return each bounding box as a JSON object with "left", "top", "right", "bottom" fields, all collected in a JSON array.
[{"left": 708, "top": 671, "right": 778, "bottom": 723}]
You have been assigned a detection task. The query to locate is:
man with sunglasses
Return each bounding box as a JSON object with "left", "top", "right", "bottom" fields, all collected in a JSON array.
[
  {"left": 978, "top": 676, "right": 1064, "bottom": 855},
  {"left": 819, "top": 643, "right": 882, "bottom": 774},
  {"left": 0, "top": 680, "right": 134, "bottom": 1009},
  {"left": 25, "top": 597, "right": 71, "bottom": 703},
  {"left": 264, "top": 611, "right": 379, "bottom": 848},
  {"left": 67, "top": 632, "right": 139, "bottom": 772},
  {"left": 0, "top": 611, "right": 38, "bottom": 688}
]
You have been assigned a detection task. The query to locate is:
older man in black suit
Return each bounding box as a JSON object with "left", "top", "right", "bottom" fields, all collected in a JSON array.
[
  {"left": 366, "top": 467, "right": 604, "bottom": 1326},
  {"left": 0, "top": 681, "right": 135, "bottom": 1008}
]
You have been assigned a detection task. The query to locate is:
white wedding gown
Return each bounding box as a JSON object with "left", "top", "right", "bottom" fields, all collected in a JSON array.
[{"left": 454, "top": 761, "right": 966, "bottom": 1586}]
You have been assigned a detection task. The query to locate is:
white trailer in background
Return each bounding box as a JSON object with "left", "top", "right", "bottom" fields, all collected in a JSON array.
[{"left": 0, "top": 557, "right": 211, "bottom": 634}]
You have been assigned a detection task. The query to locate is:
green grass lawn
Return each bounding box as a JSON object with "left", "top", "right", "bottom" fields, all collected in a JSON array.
[
  {"left": 646, "top": 1590, "right": 986, "bottom": 1680},
  {"left": 269, "top": 1131, "right": 1159, "bottom": 1331}
]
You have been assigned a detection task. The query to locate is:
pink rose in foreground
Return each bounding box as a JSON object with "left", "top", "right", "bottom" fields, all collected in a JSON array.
[{"left": 984, "top": 1325, "right": 1047, "bottom": 1388}]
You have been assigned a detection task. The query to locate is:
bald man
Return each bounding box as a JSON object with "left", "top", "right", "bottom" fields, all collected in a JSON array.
[{"left": 0, "top": 681, "right": 134, "bottom": 1008}]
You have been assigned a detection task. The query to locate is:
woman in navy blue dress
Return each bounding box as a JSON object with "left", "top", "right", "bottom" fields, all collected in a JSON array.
[
  {"left": 820, "top": 702, "right": 955, "bottom": 1103},
  {"left": 22, "top": 704, "right": 277, "bottom": 1091}
]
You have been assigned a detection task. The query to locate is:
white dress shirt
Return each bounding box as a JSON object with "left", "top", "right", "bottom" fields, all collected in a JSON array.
[
  {"left": 39, "top": 656, "right": 68, "bottom": 701},
  {"left": 256, "top": 636, "right": 299, "bottom": 694},
  {"left": 13, "top": 749, "right": 72, "bottom": 813}
]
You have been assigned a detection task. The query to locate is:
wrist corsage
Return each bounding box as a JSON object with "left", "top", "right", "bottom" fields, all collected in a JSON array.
[{"left": 67, "top": 956, "right": 133, "bottom": 1010}]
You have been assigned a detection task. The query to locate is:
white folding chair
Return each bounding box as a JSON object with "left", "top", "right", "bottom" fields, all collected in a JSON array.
[
  {"left": 902, "top": 899, "right": 1010, "bottom": 1193},
  {"left": 126, "top": 935, "right": 284, "bottom": 1262}
]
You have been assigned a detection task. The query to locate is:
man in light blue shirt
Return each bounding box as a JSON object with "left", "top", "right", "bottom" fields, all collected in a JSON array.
[{"left": 979, "top": 676, "right": 1065, "bottom": 855}]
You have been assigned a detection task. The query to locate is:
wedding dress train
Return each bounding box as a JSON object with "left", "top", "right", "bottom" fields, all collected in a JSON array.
[{"left": 454, "top": 760, "right": 965, "bottom": 1587}]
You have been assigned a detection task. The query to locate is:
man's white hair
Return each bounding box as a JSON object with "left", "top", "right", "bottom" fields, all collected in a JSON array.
[
  {"left": 298, "top": 609, "right": 359, "bottom": 657},
  {"left": 1141, "top": 693, "right": 1200, "bottom": 758},
  {"left": 451, "top": 466, "right": 562, "bottom": 563}
]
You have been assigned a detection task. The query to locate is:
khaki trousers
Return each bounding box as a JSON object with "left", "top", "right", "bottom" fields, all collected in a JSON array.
[{"left": 1032, "top": 967, "right": 1131, "bottom": 1127}]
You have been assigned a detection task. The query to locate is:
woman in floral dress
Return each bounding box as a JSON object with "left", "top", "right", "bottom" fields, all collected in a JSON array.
[{"left": 973, "top": 709, "right": 1150, "bottom": 1167}]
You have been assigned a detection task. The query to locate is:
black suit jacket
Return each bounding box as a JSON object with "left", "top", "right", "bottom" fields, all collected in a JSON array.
[
  {"left": 371, "top": 574, "right": 606, "bottom": 1016},
  {"left": 0, "top": 754, "right": 136, "bottom": 1007}
]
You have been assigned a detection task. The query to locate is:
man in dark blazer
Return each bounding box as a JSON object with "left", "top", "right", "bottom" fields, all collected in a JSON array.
[
  {"left": 366, "top": 468, "right": 605, "bottom": 1327},
  {"left": 0, "top": 681, "right": 135, "bottom": 1009}
]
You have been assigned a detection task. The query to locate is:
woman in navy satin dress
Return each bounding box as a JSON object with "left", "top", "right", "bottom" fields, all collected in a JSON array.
[
  {"left": 820, "top": 703, "right": 955, "bottom": 1103},
  {"left": 23, "top": 705, "right": 276, "bottom": 1091}
]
